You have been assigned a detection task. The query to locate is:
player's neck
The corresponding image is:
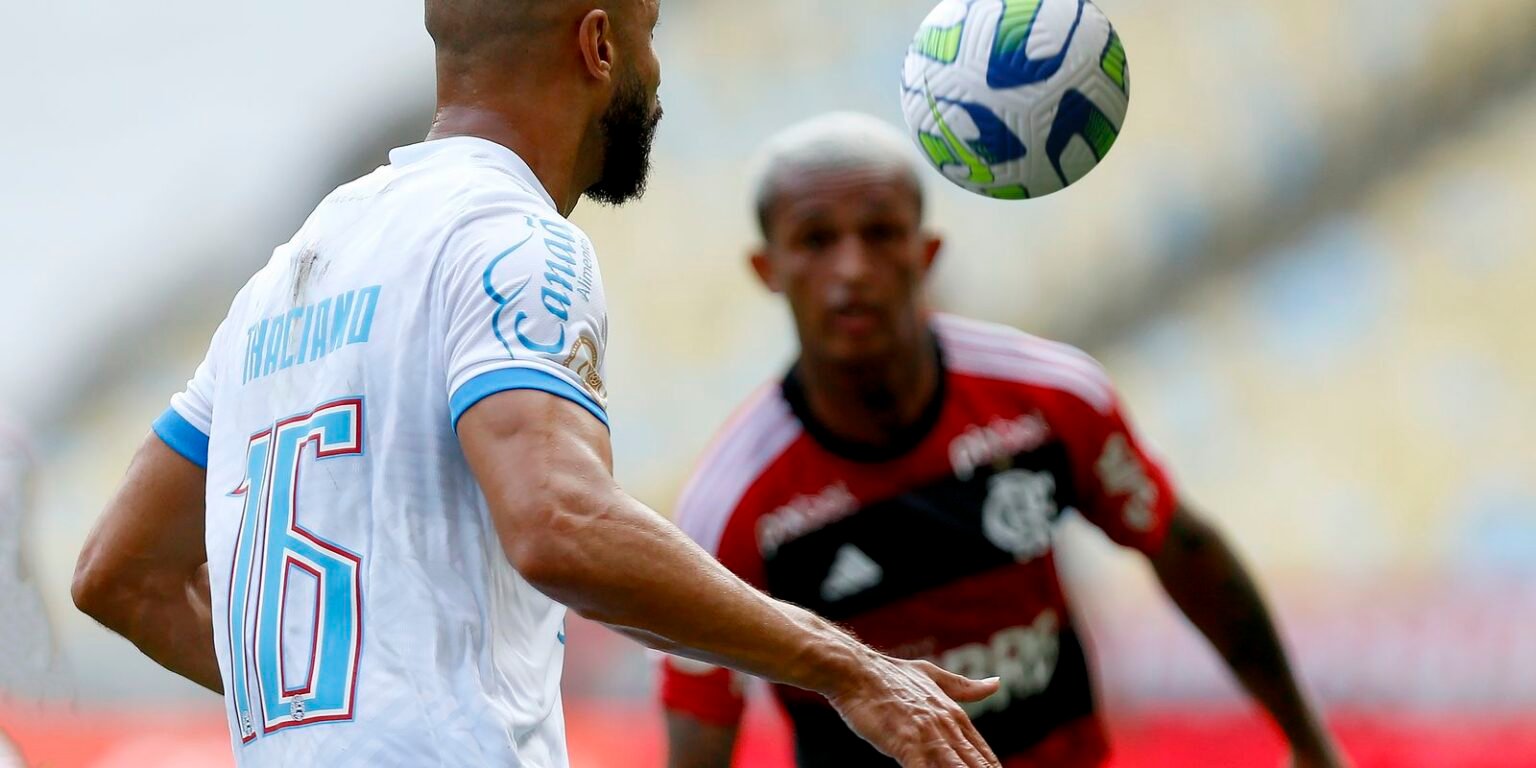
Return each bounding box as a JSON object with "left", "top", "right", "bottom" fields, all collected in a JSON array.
[
  {"left": 797, "top": 331, "right": 942, "bottom": 450},
  {"left": 426, "top": 102, "right": 594, "bottom": 217}
]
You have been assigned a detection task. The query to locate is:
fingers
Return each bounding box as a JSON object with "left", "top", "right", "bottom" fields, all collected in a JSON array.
[
  {"left": 934, "top": 693, "right": 1000, "bottom": 768},
  {"left": 920, "top": 660, "right": 1001, "bottom": 704},
  {"left": 955, "top": 712, "right": 1001, "bottom": 767},
  {"left": 846, "top": 658, "right": 1002, "bottom": 768},
  {"left": 913, "top": 661, "right": 1001, "bottom": 767},
  {"left": 943, "top": 727, "right": 998, "bottom": 768},
  {"left": 900, "top": 724, "right": 999, "bottom": 768},
  {"left": 868, "top": 704, "right": 993, "bottom": 768}
]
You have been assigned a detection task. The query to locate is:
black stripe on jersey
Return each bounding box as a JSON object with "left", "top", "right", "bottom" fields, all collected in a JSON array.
[{"left": 762, "top": 441, "right": 1079, "bottom": 621}]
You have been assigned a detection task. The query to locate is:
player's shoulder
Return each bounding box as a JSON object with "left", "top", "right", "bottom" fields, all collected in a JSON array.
[
  {"left": 931, "top": 312, "right": 1117, "bottom": 415},
  {"left": 414, "top": 158, "right": 600, "bottom": 305},
  {"left": 674, "top": 384, "right": 803, "bottom": 554},
  {"left": 414, "top": 167, "right": 557, "bottom": 233}
]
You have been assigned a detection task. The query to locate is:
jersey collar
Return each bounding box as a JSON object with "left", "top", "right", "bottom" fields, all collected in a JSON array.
[
  {"left": 388, "top": 136, "right": 559, "bottom": 211},
  {"left": 780, "top": 332, "right": 948, "bottom": 464}
]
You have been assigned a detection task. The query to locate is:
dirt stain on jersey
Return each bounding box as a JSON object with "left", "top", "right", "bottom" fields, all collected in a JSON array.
[{"left": 290, "top": 245, "right": 326, "bottom": 306}]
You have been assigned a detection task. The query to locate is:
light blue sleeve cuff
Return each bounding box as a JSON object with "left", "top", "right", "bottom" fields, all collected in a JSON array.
[
  {"left": 153, "top": 407, "right": 210, "bottom": 469},
  {"left": 450, "top": 367, "right": 609, "bottom": 432}
]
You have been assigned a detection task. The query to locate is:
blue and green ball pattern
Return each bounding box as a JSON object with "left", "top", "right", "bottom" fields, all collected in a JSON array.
[{"left": 902, "top": 0, "right": 1130, "bottom": 198}]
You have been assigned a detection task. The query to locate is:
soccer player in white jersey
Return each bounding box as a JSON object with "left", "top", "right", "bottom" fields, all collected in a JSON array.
[{"left": 70, "top": 2, "right": 1004, "bottom": 767}]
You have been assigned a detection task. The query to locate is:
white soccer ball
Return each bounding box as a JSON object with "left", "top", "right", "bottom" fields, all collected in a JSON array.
[{"left": 900, "top": 0, "right": 1130, "bottom": 199}]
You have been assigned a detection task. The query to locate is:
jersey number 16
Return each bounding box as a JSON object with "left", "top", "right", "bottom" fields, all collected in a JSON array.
[{"left": 227, "top": 398, "right": 365, "bottom": 742}]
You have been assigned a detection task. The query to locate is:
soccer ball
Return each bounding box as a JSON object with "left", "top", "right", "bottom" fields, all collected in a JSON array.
[{"left": 900, "top": 0, "right": 1130, "bottom": 199}]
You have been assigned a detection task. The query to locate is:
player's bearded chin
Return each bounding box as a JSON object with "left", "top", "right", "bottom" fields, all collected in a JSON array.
[{"left": 585, "top": 68, "right": 663, "bottom": 206}]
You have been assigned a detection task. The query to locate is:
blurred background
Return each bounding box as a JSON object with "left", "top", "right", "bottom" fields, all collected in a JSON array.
[{"left": 2, "top": 0, "right": 1534, "bottom": 765}]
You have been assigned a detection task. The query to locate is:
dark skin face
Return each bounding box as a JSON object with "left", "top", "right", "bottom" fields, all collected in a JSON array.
[
  {"left": 584, "top": 0, "right": 663, "bottom": 205},
  {"left": 626, "top": 0, "right": 663, "bottom": 101},
  {"left": 569, "top": 0, "right": 664, "bottom": 207},
  {"left": 752, "top": 166, "right": 944, "bottom": 444}
]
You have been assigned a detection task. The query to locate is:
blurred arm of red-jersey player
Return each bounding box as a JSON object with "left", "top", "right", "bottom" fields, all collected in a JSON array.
[
  {"left": 1061, "top": 366, "right": 1345, "bottom": 768},
  {"left": 1151, "top": 506, "right": 1345, "bottom": 767},
  {"left": 661, "top": 627, "right": 749, "bottom": 768},
  {"left": 664, "top": 661, "right": 742, "bottom": 768}
]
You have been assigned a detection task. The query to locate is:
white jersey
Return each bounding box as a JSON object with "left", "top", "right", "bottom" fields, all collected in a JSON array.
[{"left": 152, "top": 137, "right": 609, "bottom": 767}]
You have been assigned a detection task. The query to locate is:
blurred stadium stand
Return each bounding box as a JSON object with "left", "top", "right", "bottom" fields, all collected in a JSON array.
[{"left": 3, "top": 0, "right": 1534, "bottom": 765}]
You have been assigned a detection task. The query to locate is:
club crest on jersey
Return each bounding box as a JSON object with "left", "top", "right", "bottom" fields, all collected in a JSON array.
[
  {"left": 562, "top": 333, "right": 606, "bottom": 399},
  {"left": 981, "top": 469, "right": 1058, "bottom": 562}
]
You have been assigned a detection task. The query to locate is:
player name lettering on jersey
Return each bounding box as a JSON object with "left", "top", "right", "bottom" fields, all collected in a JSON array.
[
  {"left": 243, "top": 285, "right": 382, "bottom": 384},
  {"left": 949, "top": 411, "right": 1051, "bottom": 481},
  {"left": 756, "top": 481, "right": 859, "bottom": 557}
]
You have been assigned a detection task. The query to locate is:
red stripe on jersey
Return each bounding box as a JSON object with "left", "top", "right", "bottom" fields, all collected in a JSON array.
[{"left": 674, "top": 385, "right": 802, "bottom": 556}]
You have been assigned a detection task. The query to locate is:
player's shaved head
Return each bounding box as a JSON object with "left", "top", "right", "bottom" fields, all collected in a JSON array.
[
  {"left": 752, "top": 112, "right": 926, "bottom": 239},
  {"left": 426, "top": 0, "right": 576, "bottom": 67}
]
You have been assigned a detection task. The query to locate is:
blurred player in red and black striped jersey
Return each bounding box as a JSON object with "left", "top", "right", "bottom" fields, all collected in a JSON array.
[{"left": 659, "top": 113, "right": 1345, "bottom": 768}]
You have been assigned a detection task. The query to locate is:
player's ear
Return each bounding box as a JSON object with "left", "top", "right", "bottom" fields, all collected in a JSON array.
[
  {"left": 749, "top": 249, "right": 781, "bottom": 293},
  {"left": 920, "top": 234, "right": 942, "bottom": 275},
  {"left": 577, "top": 10, "right": 614, "bottom": 83}
]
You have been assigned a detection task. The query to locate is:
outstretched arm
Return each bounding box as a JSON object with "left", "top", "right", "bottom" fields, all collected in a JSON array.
[
  {"left": 73, "top": 435, "right": 221, "bottom": 693},
  {"left": 460, "top": 389, "right": 1002, "bottom": 768},
  {"left": 1150, "top": 504, "right": 1343, "bottom": 767}
]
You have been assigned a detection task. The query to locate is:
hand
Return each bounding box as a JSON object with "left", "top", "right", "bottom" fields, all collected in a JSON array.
[{"left": 828, "top": 655, "right": 1003, "bottom": 768}]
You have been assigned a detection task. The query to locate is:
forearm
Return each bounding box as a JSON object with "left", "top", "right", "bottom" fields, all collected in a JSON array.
[
  {"left": 516, "top": 488, "right": 871, "bottom": 697},
  {"left": 462, "top": 394, "right": 877, "bottom": 697},
  {"left": 1152, "top": 509, "right": 1329, "bottom": 749},
  {"left": 73, "top": 436, "right": 220, "bottom": 692},
  {"left": 465, "top": 393, "right": 1005, "bottom": 767},
  {"left": 85, "top": 564, "right": 222, "bottom": 693}
]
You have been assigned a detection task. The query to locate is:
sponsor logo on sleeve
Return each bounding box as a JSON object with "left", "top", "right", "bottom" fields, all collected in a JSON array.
[
  {"left": 483, "top": 216, "right": 597, "bottom": 358},
  {"left": 1094, "top": 433, "right": 1157, "bottom": 531}
]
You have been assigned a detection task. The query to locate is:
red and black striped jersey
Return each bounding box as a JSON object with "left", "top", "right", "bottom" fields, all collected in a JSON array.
[{"left": 660, "top": 313, "right": 1179, "bottom": 767}]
